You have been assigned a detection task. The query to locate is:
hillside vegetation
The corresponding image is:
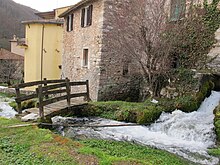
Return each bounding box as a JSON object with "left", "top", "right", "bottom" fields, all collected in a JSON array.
[{"left": 0, "top": 0, "right": 38, "bottom": 50}]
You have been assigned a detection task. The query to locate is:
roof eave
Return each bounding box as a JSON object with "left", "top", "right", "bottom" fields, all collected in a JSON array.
[
  {"left": 22, "top": 20, "right": 64, "bottom": 25},
  {"left": 59, "top": 0, "right": 93, "bottom": 18}
]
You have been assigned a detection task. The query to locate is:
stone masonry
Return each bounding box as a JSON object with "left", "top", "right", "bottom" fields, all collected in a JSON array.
[{"left": 61, "top": 0, "right": 214, "bottom": 101}]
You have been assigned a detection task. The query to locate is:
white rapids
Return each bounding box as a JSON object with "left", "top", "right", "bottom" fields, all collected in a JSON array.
[
  {"left": 0, "top": 96, "right": 17, "bottom": 118},
  {"left": 52, "top": 91, "right": 220, "bottom": 165}
]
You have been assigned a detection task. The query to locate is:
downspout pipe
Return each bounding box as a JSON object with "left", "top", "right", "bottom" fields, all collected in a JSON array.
[{"left": 40, "top": 24, "right": 45, "bottom": 81}]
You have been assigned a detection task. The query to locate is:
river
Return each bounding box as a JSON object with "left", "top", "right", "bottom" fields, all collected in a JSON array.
[
  {"left": 52, "top": 91, "right": 220, "bottom": 165},
  {"left": 0, "top": 96, "right": 17, "bottom": 118}
]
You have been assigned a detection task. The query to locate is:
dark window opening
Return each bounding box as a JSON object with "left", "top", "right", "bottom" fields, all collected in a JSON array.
[
  {"left": 123, "top": 61, "right": 129, "bottom": 76},
  {"left": 83, "top": 49, "right": 89, "bottom": 67}
]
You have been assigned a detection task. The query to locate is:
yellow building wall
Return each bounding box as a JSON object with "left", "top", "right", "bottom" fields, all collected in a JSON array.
[
  {"left": 24, "top": 23, "right": 62, "bottom": 83},
  {"left": 55, "top": 7, "right": 71, "bottom": 19}
]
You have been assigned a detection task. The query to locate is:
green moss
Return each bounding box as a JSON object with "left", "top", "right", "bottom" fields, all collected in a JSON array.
[
  {"left": 9, "top": 100, "right": 37, "bottom": 112},
  {"left": 174, "top": 96, "right": 199, "bottom": 112},
  {"left": 214, "top": 105, "right": 220, "bottom": 143},
  {"left": 196, "top": 80, "right": 214, "bottom": 103}
]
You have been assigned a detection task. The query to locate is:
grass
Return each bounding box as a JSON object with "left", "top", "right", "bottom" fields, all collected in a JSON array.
[
  {"left": 79, "top": 140, "right": 193, "bottom": 165},
  {"left": 0, "top": 117, "right": 193, "bottom": 165}
]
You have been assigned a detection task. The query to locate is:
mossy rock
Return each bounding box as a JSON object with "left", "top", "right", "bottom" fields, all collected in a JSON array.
[
  {"left": 196, "top": 80, "right": 214, "bottom": 103},
  {"left": 136, "top": 106, "right": 163, "bottom": 124},
  {"left": 174, "top": 96, "right": 199, "bottom": 112},
  {"left": 214, "top": 105, "right": 220, "bottom": 143}
]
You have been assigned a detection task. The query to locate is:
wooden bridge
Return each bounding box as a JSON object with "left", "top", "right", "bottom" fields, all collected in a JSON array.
[{"left": 14, "top": 78, "right": 90, "bottom": 120}]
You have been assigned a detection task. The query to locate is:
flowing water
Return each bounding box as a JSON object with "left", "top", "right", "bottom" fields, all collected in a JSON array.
[
  {"left": 52, "top": 91, "right": 220, "bottom": 165},
  {"left": 0, "top": 96, "right": 17, "bottom": 118}
]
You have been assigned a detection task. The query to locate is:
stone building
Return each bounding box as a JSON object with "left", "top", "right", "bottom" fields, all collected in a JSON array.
[
  {"left": 60, "top": 0, "right": 211, "bottom": 101},
  {"left": 9, "top": 35, "right": 25, "bottom": 56},
  {"left": 0, "top": 48, "right": 24, "bottom": 84}
]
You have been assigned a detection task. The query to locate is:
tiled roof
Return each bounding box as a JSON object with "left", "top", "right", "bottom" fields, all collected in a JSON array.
[
  {"left": 35, "top": 11, "right": 55, "bottom": 19},
  {"left": 0, "top": 48, "right": 24, "bottom": 60},
  {"left": 22, "top": 19, "right": 64, "bottom": 25},
  {"left": 59, "top": 0, "right": 94, "bottom": 17}
]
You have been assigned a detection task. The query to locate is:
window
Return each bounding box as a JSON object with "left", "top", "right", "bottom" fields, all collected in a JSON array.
[
  {"left": 81, "top": 5, "right": 93, "bottom": 28},
  {"left": 123, "top": 61, "right": 129, "bottom": 76},
  {"left": 170, "top": 0, "right": 186, "bottom": 21},
  {"left": 66, "top": 14, "right": 74, "bottom": 32},
  {"left": 83, "top": 49, "right": 89, "bottom": 67}
]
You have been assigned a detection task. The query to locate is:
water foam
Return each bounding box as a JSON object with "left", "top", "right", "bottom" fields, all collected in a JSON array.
[
  {"left": 0, "top": 96, "right": 17, "bottom": 118},
  {"left": 52, "top": 91, "right": 220, "bottom": 165}
]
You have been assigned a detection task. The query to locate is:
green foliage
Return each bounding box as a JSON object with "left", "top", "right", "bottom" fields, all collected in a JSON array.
[
  {"left": 165, "top": 1, "right": 220, "bottom": 72},
  {"left": 80, "top": 139, "right": 193, "bottom": 165},
  {"left": 203, "top": 0, "right": 220, "bottom": 32}
]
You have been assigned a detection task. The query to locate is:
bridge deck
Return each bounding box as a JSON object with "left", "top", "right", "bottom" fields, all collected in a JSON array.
[{"left": 24, "top": 100, "right": 87, "bottom": 119}]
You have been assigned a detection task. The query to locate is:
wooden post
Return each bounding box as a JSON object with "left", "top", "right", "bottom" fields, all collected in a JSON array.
[
  {"left": 86, "top": 80, "right": 91, "bottom": 101},
  {"left": 66, "top": 78, "right": 71, "bottom": 107},
  {"left": 43, "top": 78, "right": 49, "bottom": 99},
  {"left": 37, "top": 85, "right": 44, "bottom": 119},
  {"left": 15, "top": 86, "right": 22, "bottom": 114}
]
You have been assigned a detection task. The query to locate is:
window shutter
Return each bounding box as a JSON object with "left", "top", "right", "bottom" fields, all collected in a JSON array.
[
  {"left": 170, "top": 0, "right": 185, "bottom": 21},
  {"left": 71, "top": 14, "right": 74, "bottom": 31},
  {"left": 87, "top": 5, "right": 93, "bottom": 26},
  {"left": 81, "top": 8, "right": 85, "bottom": 27},
  {"left": 66, "top": 16, "right": 69, "bottom": 31}
]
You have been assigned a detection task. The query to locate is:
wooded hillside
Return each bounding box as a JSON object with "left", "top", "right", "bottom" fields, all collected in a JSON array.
[{"left": 0, "top": 0, "right": 38, "bottom": 50}]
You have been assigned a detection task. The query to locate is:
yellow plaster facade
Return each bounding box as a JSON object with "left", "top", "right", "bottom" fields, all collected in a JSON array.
[
  {"left": 24, "top": 23, "right": 63, "bottom": 82},
  {"left": 22, "top": 7, "right": 69, "bottom": 84}
]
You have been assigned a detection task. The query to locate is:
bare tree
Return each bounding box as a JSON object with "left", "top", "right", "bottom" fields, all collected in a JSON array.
[
  {"left": 0, "top": 59, "right": 23, "bottom": 86},
  {"left": 106, "top": 0, "right": 173, "bottom": 96}
]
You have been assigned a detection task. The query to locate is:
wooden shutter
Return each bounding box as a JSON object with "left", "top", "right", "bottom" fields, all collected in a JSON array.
[
  {"left": 66, "top": 16, "right": 69, "bottom": 31},
  {"left": 81, "top": 8, "right": 85, "bottom": 27},
  {"left": 71, "top": 14, "right": 74, "bottom": 31},
  {"left": 87, "top": 5, "right": 93, "bottom": 26}
]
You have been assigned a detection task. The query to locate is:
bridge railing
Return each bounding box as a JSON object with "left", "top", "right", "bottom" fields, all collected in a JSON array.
[
  {"left": 14, "top": 78, "right": 90, "bottom": 117},
  {"left": 14, "top": 78, "right": 66, "bottom": 114}
]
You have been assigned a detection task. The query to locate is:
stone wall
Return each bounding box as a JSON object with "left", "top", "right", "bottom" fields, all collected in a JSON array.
[
  {"left": 96, "top": 0, "right": 143, "bottom": 101},
  {"left": 207, "top": 27, "right": 220, "bottom": 74},
  {"left": 62, "top": 0, "right": 104, "bottom": 101}
]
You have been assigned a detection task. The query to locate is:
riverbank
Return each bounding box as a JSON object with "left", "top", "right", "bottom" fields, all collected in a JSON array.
[{"left": 0, "top": 117, "right": 193, "bottom": 165}]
